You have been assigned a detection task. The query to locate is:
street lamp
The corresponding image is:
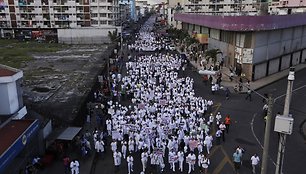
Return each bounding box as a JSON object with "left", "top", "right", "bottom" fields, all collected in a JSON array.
[{"left": 274, "top": 67, "right": 295, "bottom": 174}]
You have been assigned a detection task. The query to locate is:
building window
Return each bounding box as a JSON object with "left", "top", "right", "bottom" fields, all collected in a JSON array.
[
  {"left": 91, "top": 13, "right": 98, "bottom": 17},
  {"left": 100, "top": 20, "right": 107, "bottom": 24},
  {"left": 100, "top": 13, "right": 107, "bottom": 17}
]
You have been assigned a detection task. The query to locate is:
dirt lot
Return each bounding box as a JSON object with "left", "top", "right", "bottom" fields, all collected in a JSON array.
[{"left": 0, "top": 39, "right": 112, "bottom": 124}]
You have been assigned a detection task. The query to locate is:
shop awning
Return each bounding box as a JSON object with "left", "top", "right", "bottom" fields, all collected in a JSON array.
[{"left": 56, "top": 127, "right": 82, "bottom": 141}]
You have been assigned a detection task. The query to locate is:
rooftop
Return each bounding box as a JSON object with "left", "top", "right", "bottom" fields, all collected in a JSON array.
[
  {"left": 174, "top": 13, "right": 306, "bottom": 31},
  {"left": 0, "top": 66, "right": 17, "bottom": 77},
  {"left": 0, "top": 120, "right": 34, "bottom": 155}
]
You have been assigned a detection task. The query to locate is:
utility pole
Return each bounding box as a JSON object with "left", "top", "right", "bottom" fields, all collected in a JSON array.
[
  {"left": 261, "top": 94, "right": 273, "bottom": 174},
  {"left": 275, "top": 67, "right": 295, "bottom": 174}
]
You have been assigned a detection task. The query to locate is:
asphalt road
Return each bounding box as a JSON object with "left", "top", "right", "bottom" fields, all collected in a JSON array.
[
  {"left": 93, "top": 60, "right": 306, "bottom": 174},
  {"left": 93, "top": 18, "right": 306, "bottom": 174}
]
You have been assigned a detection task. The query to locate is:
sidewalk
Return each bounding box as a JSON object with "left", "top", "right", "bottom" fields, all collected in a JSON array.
[{"left": 181, "top": 50, "right": 306, "bottom": 93}]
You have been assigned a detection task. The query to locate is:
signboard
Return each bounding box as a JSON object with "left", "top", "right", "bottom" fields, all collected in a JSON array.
[
  {"left": 235, "top": 47, "right": 242, "bottom": 64},
  {"left": 98, "top": 75, "right": 104, "bottom": 83},
  {"left": 169, "top": 155, "right": 178, "bottom": 163},
  {"left": 195, "top": 34, "right": 209, "bottom": 44},
  {"left": 0, "top": 120, "right": 39, "bottom": 173},
  {"left": 242, "top": 48, "right": 253, "bottom": 64},
  {"left": 153, "top": 148, "right": 163, "bottom": 155}
]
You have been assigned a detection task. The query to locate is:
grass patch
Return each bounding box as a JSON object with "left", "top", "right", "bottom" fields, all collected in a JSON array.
[{"left": 0, "top": 39, "right": 66, "bottom": 68}]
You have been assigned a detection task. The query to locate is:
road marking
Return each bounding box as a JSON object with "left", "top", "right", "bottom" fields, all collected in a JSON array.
[
  {"left": 212, "top": 157, "right": 228, "bottom": 174},
  {"left": 251, "top": 113, "right": 277, "bottom": 166},
  {"left": 251, "top": 113, "right": 264, "bottom": 149},
  {"left": 220, "top": 146, "right": 235, "bottom": 170},
  {"left": 208, "top": 145, "right": 220, "bottom": 157},
  {"left": 274, "top": 85, "right": 306, "bottom": 102}
]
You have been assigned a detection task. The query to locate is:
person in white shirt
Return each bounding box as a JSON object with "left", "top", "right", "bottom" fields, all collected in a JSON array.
[
  {"left": 127, "top": 154, "right": 134, "bottom": 174},
  {"left": 250, "top": 153, "right": 260, "bottom": 174},
  {"left": 186, "top": 152, "right": 196, "bottom": 174},
  {"left": 198, "top": 153, "right": 204, "bottom": 169},
  {"left": 111, "top": 141, "right": 117, "bottom": 152},
  {"left": 70, "top": 159, "right": 79, "bottom": 174},
  {"left": 94, "top": 139, "right": 104, "bottom": 154},
  {"left": 113, "top": 150, "right": 122, "bottom": 171},
  {"left": 204, "top": 135, "right": 213, "bottom": 154},
  {"left": 168, "top": 149, "right": 177, "bottom": 172},
  {"left": 121, "top": 141, "right": 127, "bottom": 159},
  {"left": 141, "top": 151, "right": 148, "bottom": 172},
  {"left": 178, "top": 150, "right": 184, "bottom": 172},
  {"left": 215, "top": 112, "right": 222, "bottom": 125},
  {"left": 201, "top": 154, "right": 210, "bottom": 174},
  {"left": 219, "top": 122, "right": 226, "bottom": 142}
]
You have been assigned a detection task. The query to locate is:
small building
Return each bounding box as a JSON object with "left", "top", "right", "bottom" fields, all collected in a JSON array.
[
  {"left": 0, "top": 64, "right": 40, "bottom": 173},
  {"left": 0, "top": 64, "right": 26, "bottom": 118},
  {"left": 174, "top": 13, "right": 306, "bottom": 80}
]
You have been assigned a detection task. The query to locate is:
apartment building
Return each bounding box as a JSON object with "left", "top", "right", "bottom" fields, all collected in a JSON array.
[
  {"left": 269, "top": 0, "right": 306, "bottom": 15},
  {"left": 119, "top": 0, "right": 136, "bottom": 21},
  {"left": 167, "top": 0, "right": 260, "bottom": 29},
  {"left": 0, "top": 0, "right": 120, "bottom": 29}
]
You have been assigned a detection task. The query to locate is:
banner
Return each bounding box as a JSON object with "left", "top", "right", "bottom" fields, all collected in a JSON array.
[{"left": 195, "top": 34, "right": 209, "bottom": 44}]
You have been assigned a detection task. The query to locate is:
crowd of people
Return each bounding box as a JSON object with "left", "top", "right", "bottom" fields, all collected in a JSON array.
[
  {"left": 63, "top": 16, "right": 261, "bottom": 174},
  {"left": 101, "top": 16, "right": 234, "bottom": 174}
]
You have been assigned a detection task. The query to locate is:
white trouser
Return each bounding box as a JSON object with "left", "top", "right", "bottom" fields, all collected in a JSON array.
[
  {"left": 122, "top": 149, "right": 126, "bottom": 159},
  {"left": 171, "top": 162, "right": 175, "bottom": 171},
  {"left": 71, "top": 168, "right": 79, "bottom": 174},
  {"left": 141, "top": 159, "right": 147, "bottom": 172},
  {"left": 179, "top": 160, "right": 183, "bottom": 172},
  {"left": 206, "top": 144, "right": 212, "bottom": 154},
  {"left": 188, "top": 163, "right": 194, "bottom": 174},
  {"left": 128, "top": 162, "right": 133, "bottom": 174}
]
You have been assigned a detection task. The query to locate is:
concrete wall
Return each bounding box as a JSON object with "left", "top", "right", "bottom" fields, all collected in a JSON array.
[
  {"left": 268, "top": 58, "right": 280, "bottom": 75},
  {"left": 254, "top": 62, "right": 267, "bottom": 80},
  {"left": 0, "top": 82, "right": 19, "bottom": 115},
  {"left": 292, "top": 52, "right": 301, "bottom": 66},
  {"left": 57, "top": 28, "right": 116, "bottom": 44},
  {"left": 253, "top": 26, "right": 305, "bottom": 63},
  {"left": 302, "top": 49, "right": 306, "bottom": 63},
  {"left": 281, "top": 54, "right": 291, "bottom": 70}
]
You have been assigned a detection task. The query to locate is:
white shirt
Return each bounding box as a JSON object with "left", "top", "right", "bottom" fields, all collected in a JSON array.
[
  {"left": 251, "top": 155, "right": 260, "bottom": 165},
  {"left": 127, "top": 156, "right": 134, "bottom": 164}
]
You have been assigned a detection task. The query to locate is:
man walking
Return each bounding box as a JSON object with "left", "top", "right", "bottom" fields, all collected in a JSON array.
[
  {"left": 219, "top": 122, "right": 226, "bottom": 142},
  {"left": 233, "top": 149, "right": 242, "bottom": 174},
  {"left": 250, "top": 153, "right": 260, "bottom": 174},
  {"left": 127, "top": 154, "right": 134, "bottom": 174},
  {"left": 70, "top": 159, "right": 79, "bottom": 174},
  {"left": 187, "top": 151, "right": 196, "bottom": 174},
  {"left": 178, "top": 150, "right": 184, "bottom": 172},
  {"left": 245, "top": 89, "right": 252, "bottom": 101},
  {"left": 113, "top": 150, "right": 122, "bottom": 172},
  {"left": 225, "top": 115, "right": 231, "bottom": 133},
  {"left": 215, "top": 128, "right": 222, "bottom": 145},
  {"left": 141, "top": 151, "right": 148, "bottom": 172}
]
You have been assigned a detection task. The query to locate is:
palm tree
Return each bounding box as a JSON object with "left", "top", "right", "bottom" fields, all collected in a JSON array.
[
  {"left": 205, "top": 49, "right": 223, "bottom": 65},
  {"left": 108, "top": 29, "right": 118, "bottom": 43}
]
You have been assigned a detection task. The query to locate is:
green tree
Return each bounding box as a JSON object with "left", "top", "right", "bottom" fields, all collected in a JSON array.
[
  {"left": 205, "top": 49, "right": 223, "bottom": 65},
  {"left": 108, "top": 29, "right": 118, "bottom": 42}
]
